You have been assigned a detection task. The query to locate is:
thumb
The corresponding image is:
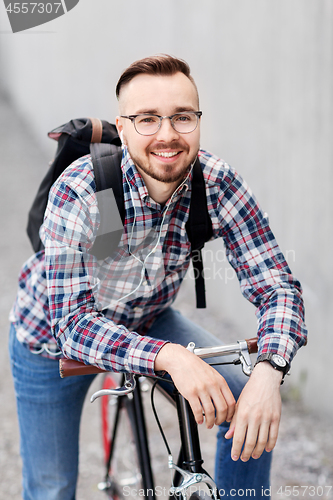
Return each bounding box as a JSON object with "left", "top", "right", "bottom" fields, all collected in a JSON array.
[
  {"left": 225, "top": 423, "right": 235, "bottom": 440},
  {"left": 224, "top": 410, "right": 237, "bottom": 439}
]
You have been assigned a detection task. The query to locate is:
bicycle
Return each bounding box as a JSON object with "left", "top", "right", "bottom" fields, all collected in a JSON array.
[{"left": 60, "top": 337, "right": 258, "bottom": 500}]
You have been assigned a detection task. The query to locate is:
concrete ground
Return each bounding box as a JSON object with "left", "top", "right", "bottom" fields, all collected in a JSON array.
[{"left": 0, "top": 85, "right": 332, "bottom": 500}]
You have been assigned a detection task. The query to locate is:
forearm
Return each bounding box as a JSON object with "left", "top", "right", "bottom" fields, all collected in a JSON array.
[
  {"left": 54, "top": 310, "right": 166, "bottom": 375},
  {"left": 255, "top": 285, "right": 307, "bottom": 364},
  {"left": 216, "top": 167, "right": 307, "bottom": 362}
]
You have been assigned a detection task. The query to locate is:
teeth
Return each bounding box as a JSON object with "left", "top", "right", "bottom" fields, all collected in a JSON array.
[{"left": 154, "top": 151, "right": 179, "bottom": 158}]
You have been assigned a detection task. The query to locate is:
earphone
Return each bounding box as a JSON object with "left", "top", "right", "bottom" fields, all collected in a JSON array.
[
  {"left": 116, "top": 167, "right": 193, "bottom": 304},
  {"left": 106, "top": 154, "right": 196, "bottom": 306}
]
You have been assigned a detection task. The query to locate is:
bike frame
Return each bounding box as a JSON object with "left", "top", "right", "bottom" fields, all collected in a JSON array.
[
  {"left": 60, "top": 338, "right": 258, "bottom": 499},
  {"left": 86, "top": 339, "right": 257, "bottom": 499},
  {"left": 98, "top": 373, "right": 218, "bottom": 499}
]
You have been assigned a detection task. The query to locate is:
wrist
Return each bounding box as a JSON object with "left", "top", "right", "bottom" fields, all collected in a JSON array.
[
  {"left": 154, "top": 343, "right": 185, "bottom": 373},
  {"left": 254, "top": 353, "right": 289, "bottom": 385},
  {"left": 253, "top": 359, "right": 283, "bottom": 381}
]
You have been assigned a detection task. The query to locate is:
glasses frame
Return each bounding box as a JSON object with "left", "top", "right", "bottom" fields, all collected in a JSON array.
[{"left": 120, "top": 111, "right": 202, "bottom": 136}]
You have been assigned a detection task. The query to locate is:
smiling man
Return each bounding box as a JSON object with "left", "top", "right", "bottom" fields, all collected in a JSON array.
[{"left": 10, "top": 55, "right": 307, "bottom": 499}]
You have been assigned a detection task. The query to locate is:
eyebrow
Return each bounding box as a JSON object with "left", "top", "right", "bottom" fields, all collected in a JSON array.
[{"left": 133, "top": 106, "right": 198, "bottom": 115}]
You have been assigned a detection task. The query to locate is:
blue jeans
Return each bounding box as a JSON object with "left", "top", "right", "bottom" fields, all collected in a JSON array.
[
  {"left": 9, "top": 308, "right": 271, "bottom": 500},
  {"left": 9, "top": 324, "right": 96, "bottom": 500}
]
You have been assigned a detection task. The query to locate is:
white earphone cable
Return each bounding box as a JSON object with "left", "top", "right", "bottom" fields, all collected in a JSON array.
[{"left": 117, "top": 165, "right": 192, "bottom": 303}]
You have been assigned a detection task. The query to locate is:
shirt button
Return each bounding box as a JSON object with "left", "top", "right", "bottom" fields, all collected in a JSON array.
[
  {"left": 133, "top": 306, "right": 141, "bottom": 312},
  {"left": 142, "top": 281, "right": 148, "bottom": 286}
]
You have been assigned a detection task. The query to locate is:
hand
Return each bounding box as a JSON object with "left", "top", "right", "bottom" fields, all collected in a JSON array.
[
  {"left": 225, "top": 361, "right": 282, "bottom": 461},
  {"left": 154, "top": 343, "right": 235, "bottom": 429}
]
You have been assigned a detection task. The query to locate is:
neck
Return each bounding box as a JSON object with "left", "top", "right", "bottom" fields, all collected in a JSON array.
[{"left": 137, "top": 168, "right": 181, "bottom": 205}]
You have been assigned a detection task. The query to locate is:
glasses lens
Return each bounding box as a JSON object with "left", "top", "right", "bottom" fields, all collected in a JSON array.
[
  {"left": 172, "top": 113, "right": 198, "bottom": 133},
  {"left": 134, "top": 115, "right": 160, "bottom": 135}
]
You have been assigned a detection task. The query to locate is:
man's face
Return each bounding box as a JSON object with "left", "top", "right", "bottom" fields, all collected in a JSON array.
[{"left": 116, "top": 72, "right": 200, "bottom": 185}]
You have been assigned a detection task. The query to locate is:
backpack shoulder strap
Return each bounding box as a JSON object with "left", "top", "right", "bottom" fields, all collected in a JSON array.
[
  {"left": 186, "top": 157, "right": 213, "bottom": 308},
  {"left": 186, "top": 157, "right": 213, "bottom": 250},
  {"left": 90, "top": 142, "right": 124, "bottom": 222},
  {"left": 88, "top": 142, "right": 124, "bottom": 260}
]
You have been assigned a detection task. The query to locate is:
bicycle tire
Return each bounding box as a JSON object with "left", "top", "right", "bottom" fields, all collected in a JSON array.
[{"left": 101, "top": 373, "right": 144, "bottom": 500}]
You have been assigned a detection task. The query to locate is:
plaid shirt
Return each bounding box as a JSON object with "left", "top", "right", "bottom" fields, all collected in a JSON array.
[{"left": 10, "top": 147, "right": 307, "bottom": 375}]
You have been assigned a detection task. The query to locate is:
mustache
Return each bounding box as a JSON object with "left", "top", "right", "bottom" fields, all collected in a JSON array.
[{"left": 148, "top": 142, "right": 186, "bottom": 151}]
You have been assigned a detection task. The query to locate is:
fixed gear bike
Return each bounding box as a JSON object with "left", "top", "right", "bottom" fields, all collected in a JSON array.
[{"left": 60, "top": 337, "right": 258, "bottom": 500}]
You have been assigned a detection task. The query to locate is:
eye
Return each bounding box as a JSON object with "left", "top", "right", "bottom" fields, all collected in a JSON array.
[
  {"left": 137, "top": 115, "right": 159, "bottom": 124},
  {"left": 174, "top": 113, "right": 192, "bottom": 123}
]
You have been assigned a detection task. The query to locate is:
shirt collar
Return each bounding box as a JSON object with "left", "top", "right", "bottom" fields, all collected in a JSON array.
[{"left": 121, "top": 146, "right": 149, "bottom": 201}]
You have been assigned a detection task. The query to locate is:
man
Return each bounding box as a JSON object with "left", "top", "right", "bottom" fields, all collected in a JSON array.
[{"left": 10, "top": 55, "right": 307, "bottom": 499}]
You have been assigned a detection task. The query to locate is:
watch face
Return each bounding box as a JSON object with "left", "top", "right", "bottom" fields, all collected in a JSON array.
[{"left": 272, "top": 354, "right": 287, "bottom": 368}]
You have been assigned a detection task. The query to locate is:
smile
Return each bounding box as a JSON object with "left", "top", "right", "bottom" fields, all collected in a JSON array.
[{"left": 152, "top": 151, "right": 180, "bottom": 158}]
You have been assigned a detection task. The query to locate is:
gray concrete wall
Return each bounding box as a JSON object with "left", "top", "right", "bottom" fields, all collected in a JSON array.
[{"left": 1, "top": 0, "right": 332, "bottom": 413}]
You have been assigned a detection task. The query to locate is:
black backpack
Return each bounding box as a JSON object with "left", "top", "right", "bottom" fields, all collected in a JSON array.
[{"left": 27, "top": 118, "right": 213, "bottom": 307}]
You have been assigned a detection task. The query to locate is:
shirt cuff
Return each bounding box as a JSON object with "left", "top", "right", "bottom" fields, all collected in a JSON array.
[
  {"left": 123, "top": 336, "right": 168, "bottom": 376},
  {"left": 257, "top": 333, "right": 299, "bottom": 366}
]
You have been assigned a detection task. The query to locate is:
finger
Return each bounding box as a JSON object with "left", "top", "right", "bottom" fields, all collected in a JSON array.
[
  {"left": 213, "top": 377, "right": 236, "bottom": 422},
  {"left": 225, "top": 407, "right": 238, "bottom": 439},
  {"left": 251, "top": 423, "right": 270, "bottom": 459},
  {"left": 222, "top": 387, "right": 236, "bottom": 423},
  {"left": 225, "top": 423, "right": 235, "bottom": 440},
  {"left": 207, "top": 378, "right": 236, "bottom": 425},
  {"left": 210, "top": 380, "right": 236, "bottom": 426},
  {"left": 187, "top": 396, "right": 205, "bottom": 425},
  {"left": 206, "top": 389, "right": 228, "bottom": 426},
  {"left": 201, "top": 376, "right": 235, "bottom": 427},
  {"left": 240, "top": 421, "right": 262, "bottom": 462},
  {"left": 265, "top": 418, "right": 280, "bottom": 453},
  {"left": 199, "top": 395, "right": 220, "bottom": 429},
  {"left": 214, "top": 399, "right": 228, "bottom": 427},
  {"left": 230, "top": 419, "right": 247, "bottom": 461}
]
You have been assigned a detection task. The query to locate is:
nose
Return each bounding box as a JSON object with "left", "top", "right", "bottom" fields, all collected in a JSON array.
[{"left": 155, "top": 116, "right": 180, "bottom": 142}]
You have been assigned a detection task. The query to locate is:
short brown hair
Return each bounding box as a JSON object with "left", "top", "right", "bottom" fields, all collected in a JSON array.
[{"left": 116, "top": 54, "right": 198, "bottom": 102}]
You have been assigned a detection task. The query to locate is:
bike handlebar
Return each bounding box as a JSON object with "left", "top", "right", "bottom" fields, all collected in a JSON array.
[
  {"left": 59, "top": 337, "right": 258, "bottom": 378},
  {"left": 246, "top": 337, "right": 258, "bottom": 354},
  {"left": 59, "top": 359, "right": 105, "bottom": 378}
]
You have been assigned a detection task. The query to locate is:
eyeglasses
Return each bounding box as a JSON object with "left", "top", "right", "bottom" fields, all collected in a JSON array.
[{"left": 120, "top": 111, "right": 202, "bottom": 136}]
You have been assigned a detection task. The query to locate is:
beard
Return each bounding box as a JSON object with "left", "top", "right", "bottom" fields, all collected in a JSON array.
[{"left": 127, "top": 142, "right": 199, "bottom": 184}]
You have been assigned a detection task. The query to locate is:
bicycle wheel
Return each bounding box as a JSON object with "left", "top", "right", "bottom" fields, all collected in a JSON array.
[{"left": 101, "top": 373, "right": 144, "bottom": 499}]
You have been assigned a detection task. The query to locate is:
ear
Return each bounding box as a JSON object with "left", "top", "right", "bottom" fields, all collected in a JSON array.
[{"left": 116, "top": 116, "right": 126, "bottom": 145}]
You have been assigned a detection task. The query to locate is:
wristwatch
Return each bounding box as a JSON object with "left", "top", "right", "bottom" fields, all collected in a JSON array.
[{"left": 255, "top": 353, "right": 290, "bottom": 383}]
